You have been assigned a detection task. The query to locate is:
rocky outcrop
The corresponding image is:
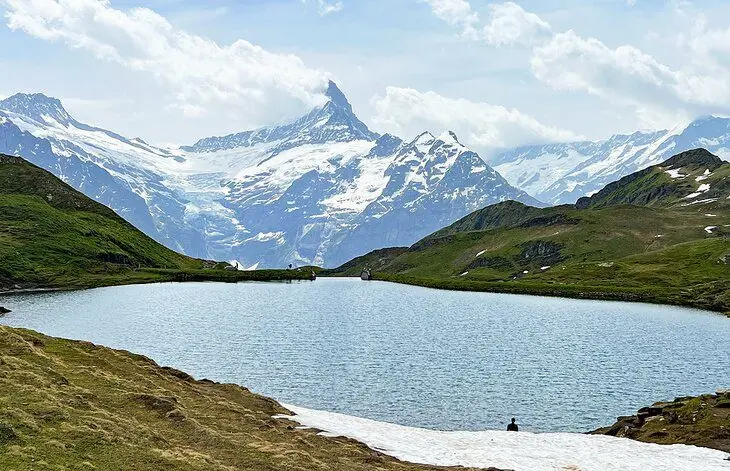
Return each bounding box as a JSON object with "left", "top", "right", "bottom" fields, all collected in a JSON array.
[{"left": 592, "top": 392, "right": 730, "bottom": 453}]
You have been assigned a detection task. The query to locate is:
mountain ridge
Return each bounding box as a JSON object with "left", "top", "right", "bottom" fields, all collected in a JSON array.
[
  {"left": 0, "top": 83, "right": 535, "bottom": 268},
  {"left": 492, "top": 117, "right": 730, "bottom": 205},
  {"left": 328, "top": 149, "right": 730, "bottom": 313}
]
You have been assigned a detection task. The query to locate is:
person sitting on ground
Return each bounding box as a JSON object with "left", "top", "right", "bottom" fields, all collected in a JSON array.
[{"left": 507, "top": 418, "right": 519, "bottom": 432}]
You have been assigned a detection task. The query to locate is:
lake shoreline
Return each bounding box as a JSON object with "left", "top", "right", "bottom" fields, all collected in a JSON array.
[
  {"left": 0, "top": 268, "right": 316, "bottom": 297},
  {"left": 0, "top": 324, "right": 726, "bottom": 470},
  {"left": 343, "top": 274, "right": 730, "bottom": 317},
  {"left": 0, "top": 325, "right": 489, "bottom": 471},
  {"left": 3, "top": 278, "right": 727, "bottom": 437}
]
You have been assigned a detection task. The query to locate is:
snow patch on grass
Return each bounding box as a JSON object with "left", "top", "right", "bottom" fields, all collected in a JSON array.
[
  {"left": 665, "top": 168, "right": 687, "bottom": 178},
  {"left": 276, "top": 405, "right": 729, "bottom": 471}
]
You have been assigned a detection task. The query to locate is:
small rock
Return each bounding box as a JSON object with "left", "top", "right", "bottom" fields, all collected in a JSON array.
[
  {"left": 638, "top": 406, "right": 664, "bottom": 417},
  {"left": 0, "top": 307, "right": 10, "bottom": 316},
  {"left": 165, "top": 409, "right": 186, "bottom": 422}
]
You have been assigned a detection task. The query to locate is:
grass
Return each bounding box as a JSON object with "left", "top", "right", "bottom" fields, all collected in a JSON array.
[
  {"left": 0, "top": 155, "right": 313, "bottom": 290},
  {"left": 0, "top": 326, "right": 486, "bottom": 471},
  {"left": 326, "top": 150, "right": 730, "bottom": 314}
]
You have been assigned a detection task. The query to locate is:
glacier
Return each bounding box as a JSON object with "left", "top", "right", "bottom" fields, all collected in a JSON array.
[
  {"left": 0, "top": 82, "right": 538, "bottom": 268},
  {"left": 491, "top": 116, "right": 730, "bottom": 205}
]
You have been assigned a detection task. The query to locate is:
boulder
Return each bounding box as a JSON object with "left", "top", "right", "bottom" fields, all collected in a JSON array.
[
  {"left": 0, "top": 307, "right": 10, "bottom": 316},
  {"left": 638, "top": 405, "right": 664, "bottom": 417}
]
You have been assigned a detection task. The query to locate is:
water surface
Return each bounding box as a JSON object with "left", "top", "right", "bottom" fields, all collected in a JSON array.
[{"left": 1, "top": 278, "right": 728, "bottom": 432}]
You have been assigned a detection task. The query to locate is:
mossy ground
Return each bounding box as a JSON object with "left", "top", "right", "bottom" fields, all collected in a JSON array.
[
  {"left": 0, "top": 326, "right": 489, "bottom": 471},
  {"left": 327, "top": 204, "right": 729, "bottom": 313},
  {"left": 593, "top": 393, "right": 730, "bottom": 453}
]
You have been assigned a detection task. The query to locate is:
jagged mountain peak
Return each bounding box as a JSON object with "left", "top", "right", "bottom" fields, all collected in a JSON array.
[
  {"left": 0, "top": 92, "right": 74, "bottom": 127},
  {"left": 437, "top": 131, "right": 461, "bottom": 144},
  {"left": 409, "top": 131, "right": 436, "bottom": 148},
  {"left": 183, "top": 81, "right": 377, "bottom": 153},
  {"left": 370, "top": 133, "right": 404, "bottom": 157},
  {"left": 324, "top": 80, "right": 352, "bottom": 113}
]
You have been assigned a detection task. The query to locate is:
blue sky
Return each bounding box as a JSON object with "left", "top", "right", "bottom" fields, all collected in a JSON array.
[{"left": 2, "top": 0, "right": 730, "bottom": 155}]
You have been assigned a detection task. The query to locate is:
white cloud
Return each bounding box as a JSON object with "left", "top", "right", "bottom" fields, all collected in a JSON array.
[
  {"left": 1, "top": 0, "right": 330, "bottom": 124},
  {"left": 423, "top": 0, "right": 479, "bottom": 38},
  {"left": 302, "top": 0, "right": 344, "bottom": 16},
  {"left": 423, "top": 1, "right": 730, "bottom": 129},
  {"left": 530, "top": 29, "right": 730, "bottom": 128},
  {"left": 371, "top": 86, "right": 581, "bottom": 152},
  {"left": 425, "top": 1, "right": 549, "bottom": 45},
  {"left": 483, "top": 2, "right": 551, "bottom": 46}
]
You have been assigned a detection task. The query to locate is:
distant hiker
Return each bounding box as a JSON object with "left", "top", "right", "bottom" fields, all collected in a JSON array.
[{"left": 507, "top": 418, "right": 519, "bottom": 432}]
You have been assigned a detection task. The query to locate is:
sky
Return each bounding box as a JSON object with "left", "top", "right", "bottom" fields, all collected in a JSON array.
[{"left": 2, "top": 0, "right": 730, "bottom": 157}]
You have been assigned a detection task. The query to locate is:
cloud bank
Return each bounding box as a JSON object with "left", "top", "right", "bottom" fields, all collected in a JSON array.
[{"left": 1, "top": 0, "right": 330, "bottom": 123}]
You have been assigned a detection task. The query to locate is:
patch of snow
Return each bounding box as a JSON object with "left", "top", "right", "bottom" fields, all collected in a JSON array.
[
  {"left": 685, "top": 184, "right": 710, "bottom": 200},
  {"left": 523, "top": 270, "right": 529, "bottom": 274},
  {"left": 248, "top": 231, "right": 285, "bottom": 243},
  {"left": 665, "top": 168, "right": 687, "bottom": 178},
  {"left": 695, "top": 169, "right": 712, "bottom": 182},
  {"left": 705, "top": 226, "right": 717, "bottom": 234},
  {"left": 460, "top": 272, "right": 469, "bottom": 277},
  {"left": 680, "top": 198, "right": 718, "bottom": 206},
  {"left": 276, "top": 405, "right": 728, "bottom": 471},
  {"left": 476, "top": 249, "right": 487, "bottom": 258},
  {"left": 541, "top": 266, "right": 550, "bottom": 270},
  {"left": 655, "top": 234, "right": 663, "bottom": 238},
  {"left": 705, "top": 214, "right": 717, "bottom": 217}
]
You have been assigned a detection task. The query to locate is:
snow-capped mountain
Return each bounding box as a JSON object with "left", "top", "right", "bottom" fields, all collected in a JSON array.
[
  {"left": 0, "top": 82, "right": 538, "bottom": 267},
  {"left": 491, "top": 117, "right": 730, "bottom": 205}
]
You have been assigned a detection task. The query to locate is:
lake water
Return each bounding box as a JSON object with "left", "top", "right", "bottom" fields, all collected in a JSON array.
[{"left": 1, "top": 278, "right": 728, "bottom": 433}]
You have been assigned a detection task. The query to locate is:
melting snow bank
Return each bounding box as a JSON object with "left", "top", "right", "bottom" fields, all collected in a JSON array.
[{"left": 275, "top": 405, "right": 729, "bottom": 471}]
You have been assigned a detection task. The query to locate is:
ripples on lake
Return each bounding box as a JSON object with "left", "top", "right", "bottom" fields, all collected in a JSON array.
[{"left": 2, "top": 278, "right": 728, "bottom": 432}]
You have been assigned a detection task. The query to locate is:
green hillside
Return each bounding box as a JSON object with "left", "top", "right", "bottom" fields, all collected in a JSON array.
[
  {"left": 0, "top": 155, "right": 309, "bottom": 290},
  {"left": 328, "top": 149, "right": 730, "bottom": 313},
  {"left": 0, "top": 325, "right": 483, "bottom": 471}
]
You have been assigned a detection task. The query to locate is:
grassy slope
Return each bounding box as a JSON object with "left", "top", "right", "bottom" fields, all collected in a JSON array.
[
  {"left": 328, "top": 150, "right": 730, "bottom": 312},
  {"left": 0, "top": 155, "right": 310, "bottom": 290},
  {"left": 0, "top": 326, "right": 488, "bottom": 471}
]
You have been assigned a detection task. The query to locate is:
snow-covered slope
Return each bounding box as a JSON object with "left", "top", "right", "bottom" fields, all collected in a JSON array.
[
  {"left": 0, "top": 82, "right": 537, "bottom": 267},
  {"left": 492, "top": 117, "right": 730, "bottom": 205},
  {"left": 278, "top": 405, "right": 729, "bottom": 471}
]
